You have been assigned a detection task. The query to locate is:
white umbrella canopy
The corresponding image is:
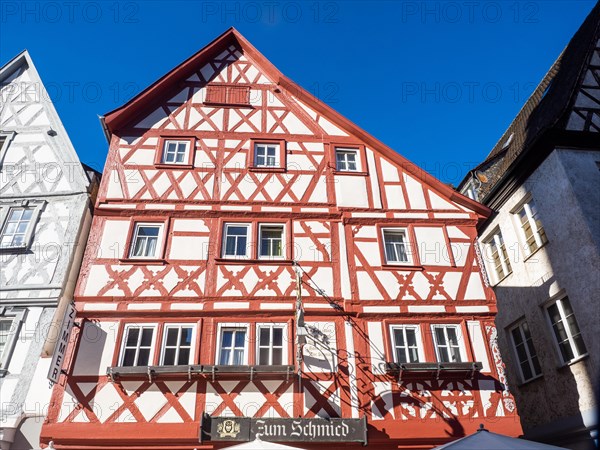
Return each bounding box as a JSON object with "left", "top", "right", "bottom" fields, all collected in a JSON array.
[
  {"left": 434, "top": 425, "right": 567, "bottom": 450},
  {"left": 223, "top": 436, "right": 306, "bottom": 450}
]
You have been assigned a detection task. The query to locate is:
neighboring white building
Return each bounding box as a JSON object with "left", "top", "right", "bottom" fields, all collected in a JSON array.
[
  {"left": 0, "top": 51, "right": 99, "bottom": 450},
  {"left": 458, "top": 4, "right": 599, "bottom": 449}
]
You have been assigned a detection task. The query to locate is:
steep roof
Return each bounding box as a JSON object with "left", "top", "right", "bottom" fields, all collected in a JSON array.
[
  {"left": 0, "top": 50, "right": 95, "bottom": 188},
  {"left": 102, "top": 28, "right": 490, "bottom": 218},
  {"left": 458, "top": 2, "right": 600, "bottom": 203}
]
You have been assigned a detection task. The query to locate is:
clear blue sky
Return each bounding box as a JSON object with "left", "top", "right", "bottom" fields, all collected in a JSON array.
[{"left": 1, "top": 1, "right": 596, "bottom": 185}]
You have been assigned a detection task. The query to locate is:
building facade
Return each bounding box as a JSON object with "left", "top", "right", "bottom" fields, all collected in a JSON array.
[
  {"left": 458, "top": 4, "right": 599, "bottom": 449},
  {"left": 0, "top": 51, "right": 99, "bottom": 450},
  {"left": 41, "top": 29, "right": 521, "bottom": 449}
]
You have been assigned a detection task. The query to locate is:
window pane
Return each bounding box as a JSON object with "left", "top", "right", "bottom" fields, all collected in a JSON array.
[
  {"left": 434, "top": 328, "right": 446, "bottom": 346},
  {"left": 177, "top": 348, "right": 190, "bottom": 365},
  {"left": 220, "top": 349, "right": 231, "bottom": 365},
  {"left": 272, "top": 348, "right": 283, "bottom": 365},
  {"left": 163, "top": 348, "right": 176, "bottom": 366},
  {"left": 394, "top": 329, "right": 405, "bottom": 347},
  {"left": 137, "top": 348, "right": 151, "bottom": 366},
  {"left": 234, "top": 330, "right": 246, "bottom": 348},
  {"left": 126, "top": 328, "right": 139, "bottom": 346},
  {"left": 438, "top": 347, "right": 450, "bottom": 363},
  {"left": 408, "top": 347, "right": 419, "bottom": 363},
  {"left": 233, "top": 349, "right": 244, "bottom": 365},
  {"left": 166, "top": 328, "right": 178, "bottom": 346},
  {"left": 273, "top": 327, "right": 283, "bottom": 346},
  {"left": 222, "top": 331, "right": 233, "bottom": 348},
  {"left": 180, "top": 328, "right": 193, "bottom": 346},
  {"left": 395, "top": 348, "right": 407, "bottom": 364},
  {"left": 138, "top": 226, "right": 159, "bottom": 237},
  {"left": 259, "top": 328, "right": 270, "bottom": 346},
  {"left": 447, "top": 328, "right": 459, "bottom": 346},
  {"left": 236, "top": 236, "right": 247, "bottom": 256},
  {"left": 122, "top": 349, "right": 136, "bottom": 366},
  {"left": 406, "top": 329, "right": 416, "bottom": 347},
  {"left": 259, "top": 348, "right": 270, "bottom": 365},
  {"left": 141, "top": 328, "right": 153, "bottom": 347}
]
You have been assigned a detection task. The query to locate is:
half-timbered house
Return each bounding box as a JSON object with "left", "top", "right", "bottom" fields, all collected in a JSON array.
[
  {"left": 41, "top": 29, "right": 522, "bottom": 449},
  {"left": 0, "top": 50, "right": 99, "bottom": 450}
]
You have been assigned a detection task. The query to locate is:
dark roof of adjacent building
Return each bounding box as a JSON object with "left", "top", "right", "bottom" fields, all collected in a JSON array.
[{"left": 459, "top": 2, "right": 600, "bottom": 204}]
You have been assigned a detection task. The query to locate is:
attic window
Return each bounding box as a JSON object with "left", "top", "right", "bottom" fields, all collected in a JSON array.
[{"left": 205, "top": 85, "right": 250, "bottom": 106}]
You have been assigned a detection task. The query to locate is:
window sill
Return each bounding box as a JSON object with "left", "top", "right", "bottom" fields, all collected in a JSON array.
[
  {"left": 119, "top": 258, "right": 167, "bottom": 265},
  {"left": 517, "top": 373, "right": 543, "bottom": 387},
  {"left": 523, "top": 241, "right": 548, "bottom": 262},
  {"left": 557, "top": 353, "right": 588, "bottom": 369},
  {"left": 381, "top": 264, "right": 423, "bottom": 271},
  {"left": 248, "top": 166, "right": 286, "bottom": 173},
  {"left": 333, "top": 170, "right": 369, "bottom": 177},
  {"left": 215, "top": 258, "right": 293, "bottom": 266},
  {"left": 491, "top": 271, "right": 512, "bottom": 286},
  {"left": 0, "top": 245, "right": 28, "bottom": 254},
  {"left": 154, "top": 163, "right": 194, "bottom": 169}
]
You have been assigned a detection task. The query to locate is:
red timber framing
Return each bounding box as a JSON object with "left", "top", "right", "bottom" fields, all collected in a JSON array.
[{"left": 41, "top": 28, "right": 521, "bottom": 450}]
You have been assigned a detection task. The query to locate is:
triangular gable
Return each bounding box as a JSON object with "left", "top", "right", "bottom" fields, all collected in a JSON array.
[
  {"left": 102, "top": 28, "right": 489, "bottom": 218},
  {"left": 0, "top": 50, "right": 91, "bottom": 194}
]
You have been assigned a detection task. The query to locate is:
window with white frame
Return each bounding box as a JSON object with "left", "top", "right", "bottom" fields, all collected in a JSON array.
[
  {"left": 129, "top": 223, "right": 163, "bottom": 259},
  {"left": 257, "top": 325, "right": 285, "bottom": 365},
  {"left": 161, "top": 140, "right": 190, "bottom": 164},
  {"left": 484, "top": 230, "right": 512, "bottom": 282},
  {"left": 390, "top": 325, "right": 422, "bottom": 363},
  {"left": 515, "top": 199, "right": 547, "bottom": 255},
  {"left": 335, "top": 148, "right": 358, "bottom": 172},
  {"left": 510, "top": 320, "right": 542, "bottom": 382},
  {"left": 120, "top": 325, "right": 156, "bottom": 366},
  {"left": 222, "top": 223, "right": 250, "bottom": 258},
  {"left": 546, "top": 297, "right": 587, "bottom": 364},
  {"left": 259, "top": 224, "right": 284, "bottom": 259},
  {"left": 0, "top": 208, "right": 33, "bottom": 249},
  {"left": 462, "top": 180, "right": 478, "bottom": 201},
  {"left": 432, "top": 325, "right": 465, "bottom": 363},
  {"left": 218, "top": 328, "right": 247, "bottom": 365},
  {"left": 0, "top": 309, "right": 26, "bottom": 376},
  {"left": 254, "top": 142, "right": 280, "bottom": 168},
  {"left": 161, "top": 325, "right": 195, "bottom": 365},
  {"left": 382, "top": 228, "right": 411, "bottom": 264}
]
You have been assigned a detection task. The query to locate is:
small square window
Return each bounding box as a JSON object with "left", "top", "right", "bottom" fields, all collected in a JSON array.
[
  {"left": 510, "top": 320, "right": 542, "bottom": 382},
  {"left": 432, "top": 325, "right": 466, "bottom": 363},
  {"left": 514, "top": 199, "right": 547, "bottom": 256},
  {"left": 254, "top": 143, "right": 280, "bottom": 168},
  {"left": 390, "top": 325, "right": 422, "bottom": 363},
  {"left": 382, "top": 228, "right": 411, "bottom": 264},
  {"left": 257, "top": 325, "right": 286, "bottom": 365},
  {"left": 259, "top": 224, "right": 284, "bottom": 259},
  {"left": 129, "top": 223, "right": 163, "bottom": 259},
  {"left": 161, "top": 140, "right": 190, "bottom": 165},
  {"left": 335, "top": 148, "right": 359, "bottom": 172},
  {"left": 546, "top": 296, "right": 587, "bottom": 364},
  {"left": 218, "top": 328, "right": 247, "bottom": 365},
  {"left": 222, "top": 223, "right": 250, "bottom": 258},
  {"left": 120, "top": 325, "right": 156, "bottom": 367},
  {"left": 161, "top": 325, "right": 195, "bottom": 365}
]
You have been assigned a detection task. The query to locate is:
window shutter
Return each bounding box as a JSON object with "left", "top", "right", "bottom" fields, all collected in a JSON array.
[
  {"left": 205, "top": 85, "right": 250, "bottom": 105},
  {"left": 205, "top": 85, "right": 227, "bottom": 104}
]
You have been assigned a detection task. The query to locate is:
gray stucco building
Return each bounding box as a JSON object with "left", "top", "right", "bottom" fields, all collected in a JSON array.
[{"left": 458, "top": 4, "right": 599, "bottom": 449}]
